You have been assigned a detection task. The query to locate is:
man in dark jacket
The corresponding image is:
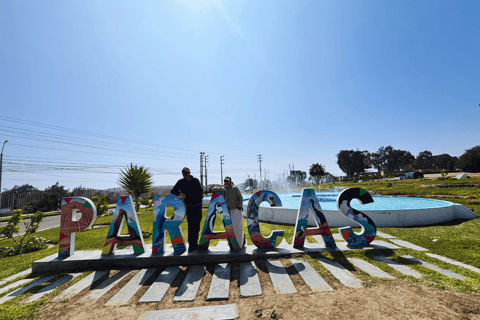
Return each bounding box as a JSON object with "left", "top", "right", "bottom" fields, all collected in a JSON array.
[{"left": 171, "top": 167, "right": 203, "bottom": 252}]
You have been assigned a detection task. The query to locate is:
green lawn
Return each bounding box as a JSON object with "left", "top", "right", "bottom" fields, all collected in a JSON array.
[
  {"left": 317, "top": 177, "right": 480, "bottom": 198},
  {"left": 1, "top": 179, "right": 480, "bottom": 318}
]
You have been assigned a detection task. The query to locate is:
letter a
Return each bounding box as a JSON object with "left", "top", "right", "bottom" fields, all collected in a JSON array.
[
  {"left": 198, "top": 193, "right": 240, "bottom": 250},
  {"left": 102, "top": 195, "right": 145, "bottom": 255},
  {"left": 293, "top": 188, "right": 335, "bottom": 249}
]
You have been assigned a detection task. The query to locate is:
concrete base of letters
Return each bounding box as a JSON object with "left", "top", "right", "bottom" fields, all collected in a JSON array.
[{"left": 32, "top": 240, "right": 399, "bottom": 273}]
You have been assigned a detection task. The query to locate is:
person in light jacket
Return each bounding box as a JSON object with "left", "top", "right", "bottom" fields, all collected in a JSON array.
[{"left": 221, "top": 176, "right": 245, "bottom": 248}]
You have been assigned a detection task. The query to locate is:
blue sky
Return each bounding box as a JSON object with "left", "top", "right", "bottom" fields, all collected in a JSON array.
[{"left": 0, "top": 0, "right": 479, "bottom": 191}]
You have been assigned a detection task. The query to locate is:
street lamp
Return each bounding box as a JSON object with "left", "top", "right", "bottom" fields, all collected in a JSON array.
[{"left": 0, "top": 140, "right": 8, "bottom": 209}]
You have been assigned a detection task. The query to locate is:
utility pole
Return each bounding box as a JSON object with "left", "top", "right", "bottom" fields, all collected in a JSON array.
[
  {"left": 0, "top": 140, "right": 8, "bottom": 209},
  {"left": 220, "top": 155, "right": 224, "bottom": 183},
  {"left": 257, "top": 155, "right": 262, "bottom": 189},
  {"left": 204, "top": 155, "right": 209, "bottom": 192},
  {"left": 200, "top": 152, "right": 205, "bottom": 190}
]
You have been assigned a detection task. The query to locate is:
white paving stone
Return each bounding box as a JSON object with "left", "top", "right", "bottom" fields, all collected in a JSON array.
[
  {"left": 425, "top": 253, "right": 480, "bottom": 274},
  {"left": 54, "top": 271, "right": 109, "bottom": 301},
  {"left": 373, "top": 256, "right": 423, "bottom": 278},
  {"left": 25, "top": 273, "right": 81, "bottom": 303},
  {"left": 139, "top": 266, "right": 180, "bottom": 303},
  {"left": 82, "top": 270, "right": 131, "bottom": 301},
  {"left": 347, "top": 258, "right": 394, "bottom": 279},
  {"left": 0, "top": 278, "right": 34, "bottom": 296},
  {"left": 138, "top": 304, "right": 239, "bottom": 320},
  {"left": 0, "top": 275, "right": 55, "bottom": 304},
  {"left": 173, "top": 266, "right": 204, "bottom": 302},
  {"left": 105, "top": 269, "right": 156, "bottom": 306},
  {"left": 390, "top": 239, "right": 428, "bottom": 251},
  {"left": 266, "top": 260, "right": 296, "bottom": 294},
  {"left": 239, "top": 262, "right": 262, "bottom": 297},
  {"left": 317, "top": 257, "right": 362, "bottom": 288},
  {"left": 401, "top": 255, "right": 467, "bottom": 280},
  {"left": 0, "top": 269, "right": 32, "bottom": 286},
  {"left": 206, "top": 263, "right": 230, "bottom": 301},
  {"left": 291, "top": 259, "right": 332, "bottom": 292},
  {"left": 376, "top": 231, "right": 396, "bottom": 239}
]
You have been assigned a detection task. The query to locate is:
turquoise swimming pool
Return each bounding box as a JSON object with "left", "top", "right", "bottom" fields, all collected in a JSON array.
[{"left": 244, "top": 192, "right": 453, "bottom": 211}]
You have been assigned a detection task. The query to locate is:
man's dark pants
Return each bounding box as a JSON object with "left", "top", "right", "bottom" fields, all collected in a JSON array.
[{"left": 186, "top": 204, "right": 202, "bottom": 250}]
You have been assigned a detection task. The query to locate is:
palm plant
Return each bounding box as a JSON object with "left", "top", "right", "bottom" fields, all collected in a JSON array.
[
  {"left": 118, "top": 163, "right": 153, "bottom": 211},
  {"left": 309, "top": 163, "right": 325, "bottom": 184}
]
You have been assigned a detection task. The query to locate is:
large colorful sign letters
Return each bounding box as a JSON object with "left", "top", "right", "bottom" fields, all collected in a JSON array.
[
  {"left": 293, "top": 188, "right": 336, "bottom": 249},
  {"left": 199, "top": 192, "right": 240, "bottom": 250},
  {"left": 59, "top": 197, "right": 97, "bottom": 257},
  {"left": 102, "top": 195, "right": 146, "bottom": 255},
  {"left": 336, "top": 188, "right": 377, "bottom": 246},
  {"left": 152, "top": 194, "right": 186, "bottom": 254},
  {"left": 58, "top": 188, "right": 377, "bottom": 256},
  {"left": 247, "top": 190, "right": 284, "bottom": 249}
]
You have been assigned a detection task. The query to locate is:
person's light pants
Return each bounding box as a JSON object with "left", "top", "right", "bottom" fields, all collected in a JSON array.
[{"left": 229, "top": 208, "right": 244, "bottom": 248}]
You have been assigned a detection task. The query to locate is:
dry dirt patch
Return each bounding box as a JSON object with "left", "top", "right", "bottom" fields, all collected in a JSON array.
[{"left": 37, "top": 265, "right": 480, "bottom": 320}]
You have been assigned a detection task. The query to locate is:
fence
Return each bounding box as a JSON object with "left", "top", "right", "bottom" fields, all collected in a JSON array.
[{"left": 0, "top": 187, "right": 103, "bottom": 212}]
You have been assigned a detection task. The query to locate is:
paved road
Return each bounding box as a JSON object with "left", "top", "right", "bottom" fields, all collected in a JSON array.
[
  {"left": 0, "top": 215, "right": 61, "bottom": 235},
  {"left": 0, "top": 205, "right": 145, "bottom": 235}
]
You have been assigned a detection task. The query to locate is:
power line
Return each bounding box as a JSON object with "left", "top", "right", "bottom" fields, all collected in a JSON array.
[
  {"left": 0, "top": 116, "right": 258, "bottom": 160},
  {"left": 0, "top": 116, "right": 197, "bottom": 154}
]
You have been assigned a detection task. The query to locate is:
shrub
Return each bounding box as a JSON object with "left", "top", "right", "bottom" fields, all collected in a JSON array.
[
  {"left": 92, "top": 195, "right": 109, "bottom": 217},
  {"left": 441, "top": 169, "right": 448, "bottom": 178},
  {"left": 0, "top": 209, "right": 46, "bottom": 255},
  {"left": 0, "top": 235, "right": 49, "bottom": 257}
]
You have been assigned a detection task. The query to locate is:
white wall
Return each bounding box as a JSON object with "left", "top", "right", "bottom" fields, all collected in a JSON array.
[{"left": 242, "top": 204, "right": 477, "bottom": 228}]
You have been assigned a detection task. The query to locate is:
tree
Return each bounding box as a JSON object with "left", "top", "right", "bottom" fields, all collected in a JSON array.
[
  {"left": 367, "top": 146, "right": 386, "bottom": 175},
  {"left": 309, "top": 163, "right": 325, "bottom": 184},
  {"left": 322, "top": 172, "right": 337, "bottom": 183},
  {"left": 396, "top": 150, "right": 415, "bottom": 172},
  {"left": 1, "top": 184, "right": 42, "bottom": 211},
  {"left": 44, "top": 182, "right": 69, "bottom": 211},
  {"left": 337, "top": 150, "right": 370, "bottom": 178},
  {"left": 2, "top": 184, "right": 38, "bottom": 195},
  {"left": 459, "top": 146, "right": 480, "bottom": 172},
  {"left": 432, "top": 154, "right": 458, "bottom": 171},
  {"left": 288, "top": 171, "right": 307, "bottom": 184},
  {"left": 380, "top": 146, "right": 414, "bottom": 175},
  {"left": 118, "top": 163, "right": 154, "bottom": 211},
  {"left": 414, "top": 151, "right": 433, "bottom": 170}
]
